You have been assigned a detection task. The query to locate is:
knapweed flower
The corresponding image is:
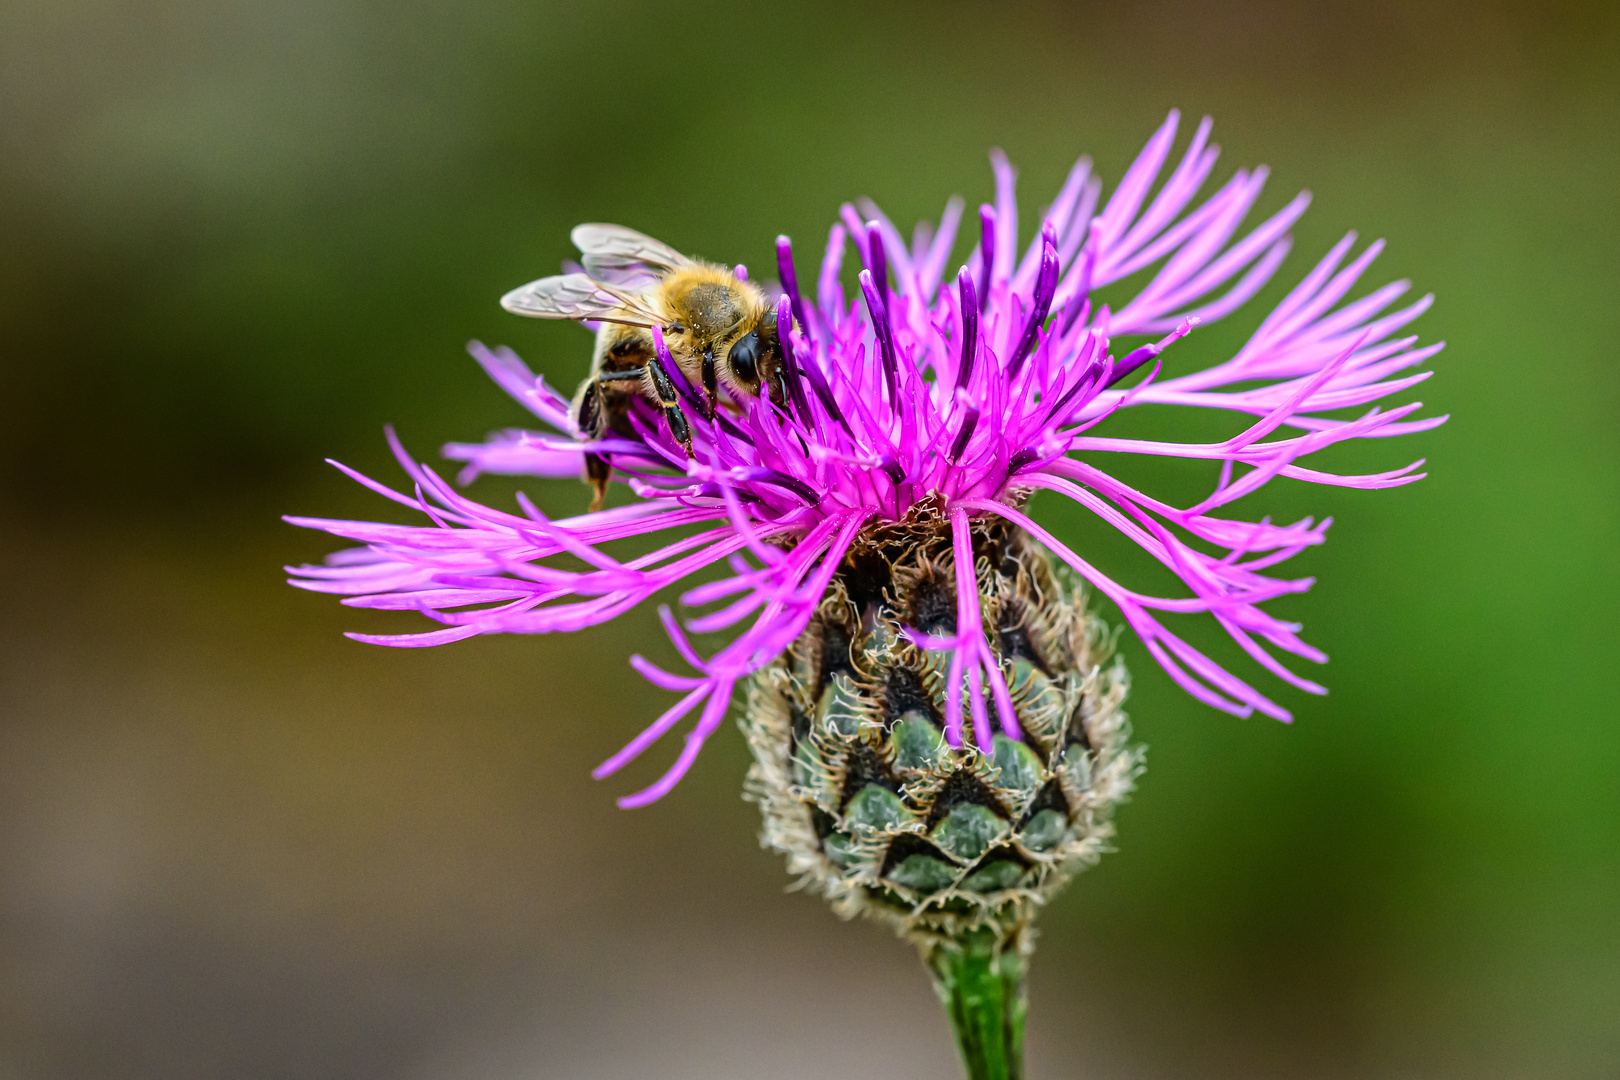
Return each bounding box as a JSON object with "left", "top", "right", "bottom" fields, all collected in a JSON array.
[
  {"left": 289, "top": 111, "right": 1442, "bottom": 1076},
  {"left": 291, "top": 107, "right": 1440, "bottom": 795}
]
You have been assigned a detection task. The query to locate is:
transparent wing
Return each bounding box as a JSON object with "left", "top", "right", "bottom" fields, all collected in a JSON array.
[
  {"left": 571, "top": 223, "right": 694, "bottom": 283},
  {"left": 500, "top": 273, "right": 663, "bottom": 326}
]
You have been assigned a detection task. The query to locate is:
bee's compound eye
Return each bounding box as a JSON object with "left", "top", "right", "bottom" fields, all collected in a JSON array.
[{"left": 728, "top": 330, "right": 761, "bottom": 384}]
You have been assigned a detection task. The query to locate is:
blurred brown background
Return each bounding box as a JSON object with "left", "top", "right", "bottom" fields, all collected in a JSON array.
[{"left": 1, "top": 1, "right": 1617, "bottom": 1077}]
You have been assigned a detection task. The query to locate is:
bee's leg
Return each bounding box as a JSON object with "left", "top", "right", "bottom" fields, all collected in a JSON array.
[
  {"left": 584, "top": 453, "right": 612, "bottom": 512},
  {"left": 700, "top": 349, "right": 719, "bottom": 420},
  {"left": 646, "top": 357, "right": 694, "bottom": 457},
  {"left": 573, "top": 379, "right": 603, "bottom": 438},
  {"left": 573, "top": 380, "right": 611, "bottom": 510}
]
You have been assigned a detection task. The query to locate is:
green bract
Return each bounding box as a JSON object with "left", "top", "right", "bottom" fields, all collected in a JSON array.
[{"left": 742, "top": 513, "right": 1141, "bottom": 946}]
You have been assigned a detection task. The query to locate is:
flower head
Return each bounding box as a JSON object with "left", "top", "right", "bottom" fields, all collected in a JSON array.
[{"left": 288, "top": 112, "right": 1443, "bottom": 807}]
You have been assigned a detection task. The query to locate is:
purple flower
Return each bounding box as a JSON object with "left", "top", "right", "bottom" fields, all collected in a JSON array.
[{"left": 288, "top": 112, "right": 1443, "bottom": 807}]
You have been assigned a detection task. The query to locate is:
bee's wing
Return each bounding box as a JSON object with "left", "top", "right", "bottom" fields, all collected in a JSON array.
[
  {"left": 571, "top": 223, "right": 694, "bottom": 282},
  {"left": 500, "top": 273, "right": 663, "bottom": 326}
]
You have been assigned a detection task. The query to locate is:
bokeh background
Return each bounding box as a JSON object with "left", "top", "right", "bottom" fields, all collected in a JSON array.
[{"left": 1, "top": 1, "right": 1617, "bottom": 1077}]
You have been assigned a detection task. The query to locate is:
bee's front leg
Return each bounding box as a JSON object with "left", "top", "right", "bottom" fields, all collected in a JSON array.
[
  {"left": 645, "top": 356, "right": 694, "bottom": 457},
  {"left": 700, "top": 349, "right": 719, "bottom": 420}
]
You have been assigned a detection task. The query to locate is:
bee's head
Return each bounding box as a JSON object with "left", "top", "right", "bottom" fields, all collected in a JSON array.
[
  {"left": 665, "top": 268, "right": 779, "bottom": 400},
  {"left": 728, "top": 316, "right": 786, "bottom": 404}
]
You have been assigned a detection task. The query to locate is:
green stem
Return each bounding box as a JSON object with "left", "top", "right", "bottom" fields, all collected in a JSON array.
[{"left": 925, "top": 928, "right": 1027, "bottom": 1080}]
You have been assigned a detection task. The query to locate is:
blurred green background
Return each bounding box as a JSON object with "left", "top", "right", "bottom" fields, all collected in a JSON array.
[{"left": 1, "top": 1, "right": 1616, "bottom": 1077}]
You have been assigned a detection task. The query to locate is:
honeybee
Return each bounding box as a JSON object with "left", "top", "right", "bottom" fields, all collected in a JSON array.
[{"left": 500, "top": 224, "right": 787, "bottom": 510}]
